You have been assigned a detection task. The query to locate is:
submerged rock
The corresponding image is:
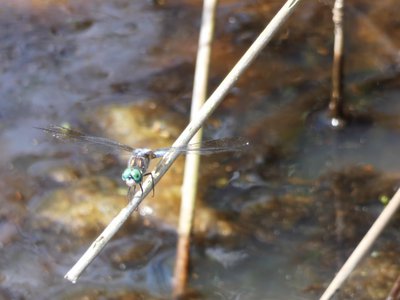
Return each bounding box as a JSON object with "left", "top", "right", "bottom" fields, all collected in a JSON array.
[{"left": 32, "top": 176, "right": 131, "bottom": 236}]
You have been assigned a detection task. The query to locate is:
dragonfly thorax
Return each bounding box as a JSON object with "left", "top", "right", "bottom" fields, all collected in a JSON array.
[
  {"left": 128, "top": 154, "right": 151, "bottom": 172},
  {"left": 132, "top": 148, "right": 154, "bottom": 157}
]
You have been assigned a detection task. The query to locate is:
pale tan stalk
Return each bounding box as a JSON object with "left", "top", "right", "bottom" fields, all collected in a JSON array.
[{"left": 172, "top": 0, "right": 217, "bottom": 297}]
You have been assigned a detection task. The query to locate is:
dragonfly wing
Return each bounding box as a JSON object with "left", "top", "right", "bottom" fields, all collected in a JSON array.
[
  {"left": 36, "top": 125, "right": 135, "bottom": 153},
  {"left": 152, "top": 137, "right": 249, "bottom": 157}
]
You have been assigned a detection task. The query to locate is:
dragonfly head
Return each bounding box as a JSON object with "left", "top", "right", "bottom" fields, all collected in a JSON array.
[{"left": 122, "top": 167, "right": 143, "bottom": 187}]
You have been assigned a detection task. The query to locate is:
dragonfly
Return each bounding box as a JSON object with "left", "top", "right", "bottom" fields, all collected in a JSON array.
[{"left": 37, "top": 125, "right": 249, "bottom": 197}]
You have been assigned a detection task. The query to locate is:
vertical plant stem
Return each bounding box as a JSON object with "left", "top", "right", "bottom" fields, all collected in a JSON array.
[
  {"left": 320, "top": 188, "right": 400, "bottom": 300},
  {"left": 64, "top": 0, "right": 302, "bottom": 283},
  {"left": 173, "top": 0, "right": 218, "bottom": 297},
  {"left": 329, "top": 0, "right": 345, "bottom": 126}
]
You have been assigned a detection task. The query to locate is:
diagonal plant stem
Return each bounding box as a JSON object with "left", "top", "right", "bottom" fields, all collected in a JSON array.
[
  {"left": 320, "top": 187, "right": 400, "bottom": 300},
  {"left": 64, "top": 0, "right": 302, "bottom": 283},
  {"left": 172, "top": 0, "right": 218, "bottom": 297}
]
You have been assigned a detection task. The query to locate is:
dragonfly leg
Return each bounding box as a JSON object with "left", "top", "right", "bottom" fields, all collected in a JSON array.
[
  {"left": 143, "top": 172, "right": 155, "bottom": 197},
  {"left": 127, "top": 185, "right": 137, "bottom": 201},
  {"left": 139, "top": 183, "right": 144, "bottom": 195},
  {"left": 127, "top": 185, "right": 143, "bottom": 211}
]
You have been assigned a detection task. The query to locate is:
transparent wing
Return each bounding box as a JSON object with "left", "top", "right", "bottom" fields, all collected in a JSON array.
[
  {"left": 36, "top": 125, "right": 135, "bottom": 153},
  {"left": 152, "top": 137, "right": 249, "bottom": 158}
]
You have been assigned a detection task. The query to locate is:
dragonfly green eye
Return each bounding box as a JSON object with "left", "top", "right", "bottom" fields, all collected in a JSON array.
[
  {"left": 131, "top": 168, "right": 142, "bottom": 183},
  {"left": 121, "top": 167, "right": 143, "bottom": 187},
  {"left": 122, "top": 168, "right": 131, "bottom": 181}
]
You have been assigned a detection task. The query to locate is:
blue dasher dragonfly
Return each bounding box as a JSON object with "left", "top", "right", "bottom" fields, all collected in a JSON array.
[{"left": 37, "top": 126, "right": 249, "bottom": 197}]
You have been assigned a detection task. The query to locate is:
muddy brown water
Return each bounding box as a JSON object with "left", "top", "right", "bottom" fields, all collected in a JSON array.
[{"left": 0, "top": 0, "right": 400, "bottom": 299}]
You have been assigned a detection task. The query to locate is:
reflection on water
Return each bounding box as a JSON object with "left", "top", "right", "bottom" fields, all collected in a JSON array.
[{"left": 1, "top": 0, "right": 400, "bottom": 299}]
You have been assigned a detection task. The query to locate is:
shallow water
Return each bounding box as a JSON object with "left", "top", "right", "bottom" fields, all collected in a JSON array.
[{"left": 1, "top": 0, "right": 400, "bottom": 299}]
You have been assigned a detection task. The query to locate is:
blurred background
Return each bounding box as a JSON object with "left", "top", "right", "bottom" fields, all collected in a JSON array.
[{"left": 0, "top": 0, "right": 400, "bottom": 299}]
